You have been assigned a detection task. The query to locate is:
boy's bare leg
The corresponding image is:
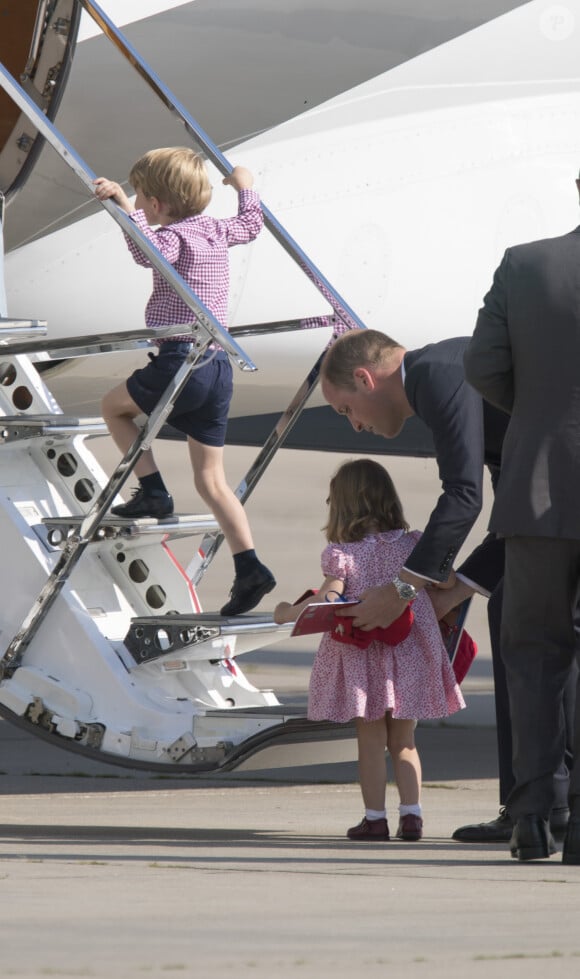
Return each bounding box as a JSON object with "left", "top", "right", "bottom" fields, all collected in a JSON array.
[
  {"left": 101, "top": 382, "right": 158, "bottom": 479},
  {"left": 354, "top": 717, "right": 388, "bottom": 811},
  {"left": 187, "top": 437, "right": 254, "bottom": 554},
  {"left": 187, "top": 437, "right": 275, "bottom": 613},
  {"left": 386, "top": 715, "right": 421, "bottom": 806}
]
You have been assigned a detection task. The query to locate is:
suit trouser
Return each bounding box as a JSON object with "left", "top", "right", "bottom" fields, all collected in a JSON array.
[
  {"left": 460, "top": 534, "right": 576, "bottom": 809},
  {"left": 502, "top": 536, "right": 580, "bottom": 819},
  {"left": 488, "top": 579, "right": 576, "bottom": 808}
]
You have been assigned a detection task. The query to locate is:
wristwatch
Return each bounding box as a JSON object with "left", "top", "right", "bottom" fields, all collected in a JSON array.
[{"left": 391, "top": 575, "right": 418, "bottom": 602}]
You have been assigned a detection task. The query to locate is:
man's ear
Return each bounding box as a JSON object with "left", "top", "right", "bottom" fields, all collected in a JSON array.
[{"left": 353, "top": 367, "right": 376, "bottom": 391}]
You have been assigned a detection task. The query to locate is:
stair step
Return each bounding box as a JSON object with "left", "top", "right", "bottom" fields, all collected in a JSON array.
[
  {"left": 42, "top": 513, "right": 219, "bottom": 546},
  {"left": 0, "top": 317, "right": 47, "bottom": 339},
  {"left": 0, "top": 324, "right": 197, "bottom": 358},
  {"left": 126, "top": 611, "right": 283, "bottom": 663},
  {"left": 0, "top": 415, "right": 108, "bottom": 443}
]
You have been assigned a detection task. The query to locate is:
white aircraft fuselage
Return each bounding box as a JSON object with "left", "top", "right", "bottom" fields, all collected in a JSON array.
[{"left": 2, "top": 0, "right": 580, "bottom": 441}]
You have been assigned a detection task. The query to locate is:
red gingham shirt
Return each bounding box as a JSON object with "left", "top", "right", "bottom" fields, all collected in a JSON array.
[{"left": 125, "top": 188, "right": 263, "bottom": 340}]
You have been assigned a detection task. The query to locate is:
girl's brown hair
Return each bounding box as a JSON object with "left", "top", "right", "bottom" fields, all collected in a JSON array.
[
  {"left": 129, "top": 147, "right": 212, "bottom": 220},
  {"left": 324, "top": 458, "right": 409, "bottom": 543}
]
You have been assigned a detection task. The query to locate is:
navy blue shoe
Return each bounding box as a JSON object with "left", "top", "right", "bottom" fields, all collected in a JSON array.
[
  {"left": 220, "top": 565, "right": 276, "bottom": 616},
  {"left": 111, "top": 487, "right": 174, "bottom": 519}
]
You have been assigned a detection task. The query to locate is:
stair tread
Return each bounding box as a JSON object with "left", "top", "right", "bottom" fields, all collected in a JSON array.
[
  {"left": 1, "top": 414, "right": 105, "bottom": 426},
  {"left": 43, "top": 513, "right": 216, "bottom": 526},
  {"left": 130, "top": 611, "right": 278, "bottom": 627}
]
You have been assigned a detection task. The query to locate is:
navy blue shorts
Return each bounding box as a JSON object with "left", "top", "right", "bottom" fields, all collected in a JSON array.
[{"left": 126, "top": 342, "right": 233, "bottom": 447}]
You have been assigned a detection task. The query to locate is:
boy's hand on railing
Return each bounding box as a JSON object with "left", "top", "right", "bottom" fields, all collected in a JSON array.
[
  {"left": 223, "top": 166, "right": 254, "bottom": 192},
  {"left": 94, "top": 177, "right": 134, "bottom": 214}
]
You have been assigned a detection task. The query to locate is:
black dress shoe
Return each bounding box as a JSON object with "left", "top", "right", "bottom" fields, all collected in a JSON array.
[
  {"left": 452, "top": 807, "right": 513, "bottom": 843},
  {"left": 220, "top": 565, "right": 276, "bottom": 616},
  {"left": 550, "top": 806, "right": 570, "bottom": 841},
  {"left": 111, "top": 487, "right": 174, "bottom": 519},
  {"left": 562, "top": 815, "right": 580, "bottom": 865},
  {"left": 510, "top": 814, "right": 556, "bottom": 861},
  {"left": 453, "top": 805, "right": 569, "bottom": 844}
]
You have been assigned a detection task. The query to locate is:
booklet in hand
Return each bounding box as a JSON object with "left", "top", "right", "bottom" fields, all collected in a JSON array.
[
  {"left": 439, "top": 596, "right": 477, "bottom": 684},
  {"left": 291, "top": 601, "right": 360, "bottom": 638}
]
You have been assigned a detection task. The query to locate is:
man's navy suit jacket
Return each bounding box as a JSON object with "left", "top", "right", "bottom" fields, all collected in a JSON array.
[{"left": 401, "top": 337, "right": 507, "bottom": 587}]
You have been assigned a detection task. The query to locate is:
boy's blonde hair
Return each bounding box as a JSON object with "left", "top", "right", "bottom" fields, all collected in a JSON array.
[
  {"left": 325, "top": 458, "right": 409, "bottom": 543},
  {"left": 129, "top": 147, "right": 212, "bottom": 220}
]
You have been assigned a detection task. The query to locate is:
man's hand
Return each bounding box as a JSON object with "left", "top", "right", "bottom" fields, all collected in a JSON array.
[
  {"left": 427, "top": 578, "right": 475, "bottom": 620},
  {"left": 334, "top": 583, "right": 410, "bottom": 630}
]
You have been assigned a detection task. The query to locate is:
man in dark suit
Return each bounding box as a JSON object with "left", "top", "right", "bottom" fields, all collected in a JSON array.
[
  {"left": 464, "top": 193, "right": 580, "bottom": 863},
  {"left": 320, "top": 331, "right": 505, "bottom": 608},
  {"left": 320, "top": 328, "right": 572, "bottom": 839}
]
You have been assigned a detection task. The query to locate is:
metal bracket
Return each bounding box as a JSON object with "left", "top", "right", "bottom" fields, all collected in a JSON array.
[
  {"left": 76, "top": 722, "right": 106, "bottom": 749},
  {"left": 126, "top": 618, "right": 221, "bottom": 664},
  {"left": 41, "top": 513, "right": 220, "bottom": 548},
  {"left": 163, "top": 733, "right": 231, "bottom": 764},
  {"left": 125, "top": 611, "right": 284, "bottom": 664},
  {"left": 163, "top": 732, "right": 197, "bottom": 762}
]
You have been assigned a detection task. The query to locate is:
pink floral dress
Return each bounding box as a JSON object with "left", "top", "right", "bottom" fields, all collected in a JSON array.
[{"left": 307, "top": 530, "right": 465, "bottom": 723}]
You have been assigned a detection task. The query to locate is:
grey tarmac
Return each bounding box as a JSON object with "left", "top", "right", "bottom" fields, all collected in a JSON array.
[{"left": 1, "top": 444, "right": 577, "bottom": 979}]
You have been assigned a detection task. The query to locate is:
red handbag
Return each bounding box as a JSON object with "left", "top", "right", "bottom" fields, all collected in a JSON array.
[{"left": 330, "top": 604, "right": 414, "bottom": 649}]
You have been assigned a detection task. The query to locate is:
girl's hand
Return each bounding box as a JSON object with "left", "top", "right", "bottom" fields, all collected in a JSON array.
[
  {"left": 93, "top": 178, "right": 134, "bottom": 214},
  {"left": 273, "top": 601, "right": 293, "bottom": 624}
]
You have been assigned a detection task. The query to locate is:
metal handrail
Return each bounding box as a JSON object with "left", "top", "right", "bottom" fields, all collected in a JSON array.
[
  {"left": 78, "top": 0, "right": 366, "bottom": 576},
  {"left": 0, "top": 319, "right": 325, "bottom": 358},
  {"left": 0, "top": 324, "right": 196, "bottom": 358},
  {"left": 0, "top": 61, "right": 256, "bottom": 373},
  {"left": 80, "top": 0, "right": 366, "bottom": 336},
  {"left": 0, "top": 5, "right": 365, "bottom": 666}
]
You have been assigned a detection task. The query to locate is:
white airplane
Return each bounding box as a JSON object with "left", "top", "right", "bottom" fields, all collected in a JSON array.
[
  {"left": 0, "top": 0, "right": 578, "bottom": 773},
  {"left": 5, "top": 0, "right": 578, "bottom": 454}
]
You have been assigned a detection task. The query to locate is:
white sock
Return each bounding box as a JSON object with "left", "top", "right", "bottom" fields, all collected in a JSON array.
[
  {"left": 399, "top": 804, "right": 422, "bottom": 817},
  {"left": 365, "top": 808, "right": 386, "bottom": 821}
]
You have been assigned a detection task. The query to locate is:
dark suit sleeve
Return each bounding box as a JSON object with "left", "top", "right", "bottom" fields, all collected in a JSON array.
[
  {"left": 457, "top": 533, "right": 505, "bottom": 594},
  {"left": 464, "top": 251, "right": 514, "bottom": 413},
  {"left": 403, "top": 361, "right": 486, "bottom": 582}
]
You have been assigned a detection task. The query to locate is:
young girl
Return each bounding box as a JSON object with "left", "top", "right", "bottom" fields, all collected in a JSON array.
[{"left": 274, "top": 459, "right": 465, "bottom": 842}]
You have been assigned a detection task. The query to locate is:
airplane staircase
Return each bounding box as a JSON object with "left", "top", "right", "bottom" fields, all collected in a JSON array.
[{"left": 0, "top": 0, "right": 367, "bottom": 773}]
